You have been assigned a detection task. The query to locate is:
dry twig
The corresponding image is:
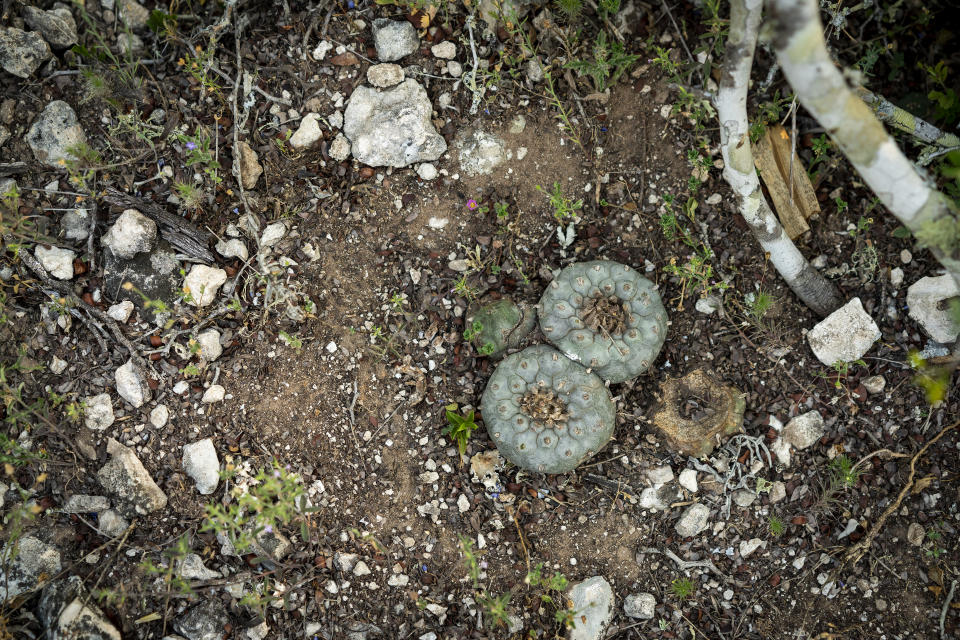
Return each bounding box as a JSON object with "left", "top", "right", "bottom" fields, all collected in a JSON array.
[{"left": 843, "top": 420, "right": 959, "bottom": 566}]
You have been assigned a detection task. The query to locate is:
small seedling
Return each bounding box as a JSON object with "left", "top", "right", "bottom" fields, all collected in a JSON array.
[
  {"left": 829, "top": 454, "right": 861, "bottom": 488},
  {"left": 537, "top": 182, "right": 583, "bottom": 222},
  {"left": 444, "top": 404, "right": 480, "bottom": 457},
  {"left": 768, "top": 515, "right": 786, "bottom": 537},
  {"left": 670, "top": 577, "right": 695, "bottom": 600}
]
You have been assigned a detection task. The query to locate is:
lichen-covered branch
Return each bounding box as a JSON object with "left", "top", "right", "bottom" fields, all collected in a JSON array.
[
  {"left": 856, "top": 87, "right": 960, "bottom": 150},
  {"left": 769, "top": 0, "right": 960, "bottom": 291},
  {"left": 715, "top": 0, "right": 842, "bottom": 317}
]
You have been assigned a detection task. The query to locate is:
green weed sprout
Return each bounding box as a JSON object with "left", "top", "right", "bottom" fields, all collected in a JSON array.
[
  {"left": 564, "top": 31, "right": 641, "bottom": 93},
  {"left": 670, "top": 577, "right": 695, "bottom": 600},
  {"left": 537, "top": 182, "right": 583, "bottom": 222},
  {"left": 444, "top": 404, "right": 480, "bottom": 457},
  {"left": 200, "top": 461, "right": 310, "bottom": 559},
  {"left": 768, "top": 515, "right": 786, "bottom": 537},
  {"left": 828, "top": 454, "right": 861, "bottom": 488}
]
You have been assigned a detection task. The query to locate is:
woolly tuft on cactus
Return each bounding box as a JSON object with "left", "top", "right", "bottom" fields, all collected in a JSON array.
[
  {"left": 538, "top": 261, "right": 668, "bottom": 383},
  {"left": 480, "top": 345, "right": 615, "bottom": 473}
]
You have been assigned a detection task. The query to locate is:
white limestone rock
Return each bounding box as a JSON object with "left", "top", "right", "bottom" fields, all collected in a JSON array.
[
  {"left": 675, "top": 503, "right": 710, "bottom": 538},
  {"left": 343, "top": 79, "right": 446, "bottom": 167},
  {"left": 0, "top": 27, "right": 51, "bottom": 78},
  {"left": 182, "top": 439, "right": 219, "bottom": 495},
  {"left": 806, "top": 297, "right": 880, "bottom": 365},
  {"left": 97, "top": 438, "right": 167, "bottom": 516},
  {"left": 115, "top": 359, "right": 150, "bottom": 408},
  {"left": 289, "top": 113, "right": 322, "bottom": 150},
  {"left": 371, "top": 18, "right": 418, "bottom": 62},
  {"left": 183, "top": 265, "right": 227, "bottom": 307},
  {"left": 567, "top": 576, "right": 614, "bottom": 640},
  {"left": 783, "top": 411, "right": 824, "bottom": 450},
  {"left": 26, "top": 100, "right": 87, "bottom": 167},
  {"left": 196, "top": 329, "right": 222, "bottom": 361},
  {"left": 431, "top": 41, "right": 456, "bottom": 59},
  {"left": 201, "top": 385, "right": 225, "bottom": 404},
  {"left": 366, "top": 63, "right": 404, "bottom": 88},
  {"left": 102, "top": 209, "right": 157, "bottom": 259},
  {"left": 623, "top": 592, "right": 656, "bottom": 619},
  {"left": 906, "top": 275, "right": 960, "bottom": 343},
  {"left": 0, "top": 536, "right": 61, "bottom": 601},
  {"left": 34, "top": 245, "right": 75, "bottom": 280},
  {"left": 84, "top": 393, "right": 115, "bottom": 430}
]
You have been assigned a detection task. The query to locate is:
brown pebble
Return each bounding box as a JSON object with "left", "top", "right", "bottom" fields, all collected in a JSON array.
[
  {"left": 358, "top": 167, "right": 375, "bottom": 179},
  {"left": 149, "top": 335, "right": 163, "bottom": 347},
  {"left": 768, "top": 574, "right": 781, "bottom": 586},
  {"left": 330, "top": 52, "right": 360, "bottom": 66}
]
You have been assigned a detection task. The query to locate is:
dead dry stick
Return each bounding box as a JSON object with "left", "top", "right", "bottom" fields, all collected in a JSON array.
[
  {"left": 941, "top": 579, "right": 957, "bottom": 639},
  {"left": 844, "top": 420, "right": 959, "bottom": 566}
]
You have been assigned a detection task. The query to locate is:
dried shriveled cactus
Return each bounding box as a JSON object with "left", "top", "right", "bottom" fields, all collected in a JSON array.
[
  {"left": 650, "top": 368, "right": 745, "bottom": 457},
  {"left": 538, "top": 261, "right": 668, "bottom": 383},
  {"left": 480, "top": 345, "right": 615, "bottom": 473},
  {"left": 464, "top": 297, "right": 536, "bottom": 359}
]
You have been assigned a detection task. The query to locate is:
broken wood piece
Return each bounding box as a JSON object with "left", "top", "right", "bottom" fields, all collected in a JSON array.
[
  {"left": 103, "top": 188, "right": 214, "bottom": 263},
  {"left": 767, "top": 124, "right": 821, "bottom": 222},
  {"left": 753, "top": 133, "right": 809, "bottom": 239}
]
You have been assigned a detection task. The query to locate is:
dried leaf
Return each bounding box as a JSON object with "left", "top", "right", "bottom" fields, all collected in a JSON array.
[{"left": 911, "top": 475, "right": 935, "bottom": 494}]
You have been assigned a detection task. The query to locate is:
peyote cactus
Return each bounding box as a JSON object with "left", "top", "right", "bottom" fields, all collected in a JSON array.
[
  {"left": 464, "top": 297, "right": 536, "bottom": 359},
  {"left": 480, "top": 345, "right": 616, "bottom": 473},
  {"left": 538, "top": 261, "right": 668, "bottom": 383}
]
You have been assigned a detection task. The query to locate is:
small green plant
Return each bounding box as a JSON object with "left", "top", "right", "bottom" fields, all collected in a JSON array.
[
  {"left": 749, "top": 91, "right": 790, "bottom": 143},
  {"left": 829, "top": 454, "right": 861, "bottom": 488},
  {"left": 807, "top": 133, "right": 835, "bottom": 183},
  {"left": 768, "top": 515, "right": 786, "bottom": 537},
  {"left": 660, "top": 195, "right": 727, "bottom": 308},
  {"left": 821, "top": 358, "right": 867, "bottom": 390},
  {"left": 171, "top": 127, "right": 222, "bottom": 187},
  {"left": 537, "top": 182, "right": 583, "bottom": 222},
  {"left": 179, "top": 46, "right": 223, "bottom": 98},
  {"left": 278, "top": 331, "right": 302, "bottom": 350},
  {"left": 670, "top": 577, "right": 695, "bottom": 600},
  {"left": 444, "top": 404, "right": 480, "bottom": 457},
  {"left": 925, "top": 524, "right": 947, "bottom": 560},
  {"left": 553, "top": 0, "right": 583, "bottom": 21},
  {"left": 744, "top": 288, "right": 775, "bottom": 324},
  {"left": 920, "top": 60, "right": 960, "bottom": 125},
  {"left": 452, "top": 275, "right": 479, "bottom": 302},
  {"left": 201, "top": 461, "right": 311, "bottom": 559},
  {"left": 564, "top": 31, "right": 641, "bottom": 93},
  {"left": 494, "top": 202, "right": 510, "bottom": 221},
  {"left": 849, "top": 215, "right": 879, "bottom": 282},
  {"left": 173, "top": 181, "right": 204, "bottom": 211}
]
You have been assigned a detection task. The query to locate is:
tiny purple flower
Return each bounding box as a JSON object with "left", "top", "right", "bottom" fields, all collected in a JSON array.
[
  {"left": 263, "top": 524, "right": 273, "bottom": 534},
  {"left": 466, "top": 199, "right": 478, "bottom": 210},
  {"left": 185, "top": 141, "right": 198, "bottom": 151}
]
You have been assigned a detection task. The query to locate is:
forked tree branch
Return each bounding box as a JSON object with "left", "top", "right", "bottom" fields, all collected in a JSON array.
[
  {"left": 769, "top": 0, "right": 960, "bottom": 292},
  {"left": 715, "top": 0, "right": 842, "bottom": 317}
]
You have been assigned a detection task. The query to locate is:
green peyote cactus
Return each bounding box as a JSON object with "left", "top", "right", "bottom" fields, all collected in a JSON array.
[
  {"left": 480, "top": 345, "right": 616, "bottom": 473},
  {"left": 464, "top": 297, "right": 537, "bottom": 359},
  {"left": 538, "top": 261, "right": 668, "bottom": 383}
]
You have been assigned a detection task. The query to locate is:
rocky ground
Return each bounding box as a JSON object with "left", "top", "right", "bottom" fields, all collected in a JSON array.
[{"left": 1, "top": 1, "right": 959, "bottom": 639}]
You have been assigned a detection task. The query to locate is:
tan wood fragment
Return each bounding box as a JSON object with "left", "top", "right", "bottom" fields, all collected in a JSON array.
[
  {"left": 753, "top": 133, "right": 810, "bottom": 240},
  {"left": 767, "top": 124, "right": 821, "bottom": 222}
]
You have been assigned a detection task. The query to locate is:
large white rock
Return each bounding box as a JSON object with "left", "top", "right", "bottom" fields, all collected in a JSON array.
[
  {"left": 98, "top": 509, "right": 129, "bottom": 537},
  {"left": 115, "top": 359, "right": 150, "bottom": 408},
  {"left": 0, "top": 536, "right": 61, "bottom": 601},
  {"left": 150, "top": 404, "right": 169, "bottom": 428},
  {"left": 196, "top": 329, "right": 222, "bottom": 361},
  {"left": 97, "top": 438, "right": 167, "bottom": 516},
  {"left": 107, "top": 300, "right": 134, "bottom": 322},
  {"left": 289, "top": 113, "right": 322, "bottom": 150},
  {"left": 907, "top": 275, "right": 960, "bottom": 343},
  {"left": 84, "top": 393, "right": 115, "bottom": 430},
  {"left": 343, "top": 79, "right": 446, "bottom": 168},
  {"left": 26, "top": 101, "right": 87, "bottom": 167},
  {"left": 806, "top": 297, "right": 880, "bottom": 365},
  {"left": 34, "top": 245, "right": 75, "bottom": 279},
  {"left": 371, "top": 18, "right": 419, "bottom": 62},
  {"left": 102, "top": 209, "right": 157, "bottom": 259},
  {"left": 675, "top": 503, "right": 710, "bottom": 538},
  {"left": 215, "top": 238, "right": 248, "bottom": 260},
  {"left": 38, "top": 576, "right": 121, "bottom": 640},
  {"left": 259, "top": 221, "right": 286, "bottom": 247},
  {"left": 183, "top": 265, "right": 227, "bottom": 307},
  {"left": 783, "top": 411, "right": 824, "bottom": 450},
  {"left": 60, "top": 495, "right": 111, "bottom": 513},
  {"left": 182, "top": 439, "right": 219, "bottom": 495},
  {"left": 567, "top": 576, "right": 614, "bottom": 640},
  {"left": 0, "top": 27, "right": 51, "bottom": 78}
]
